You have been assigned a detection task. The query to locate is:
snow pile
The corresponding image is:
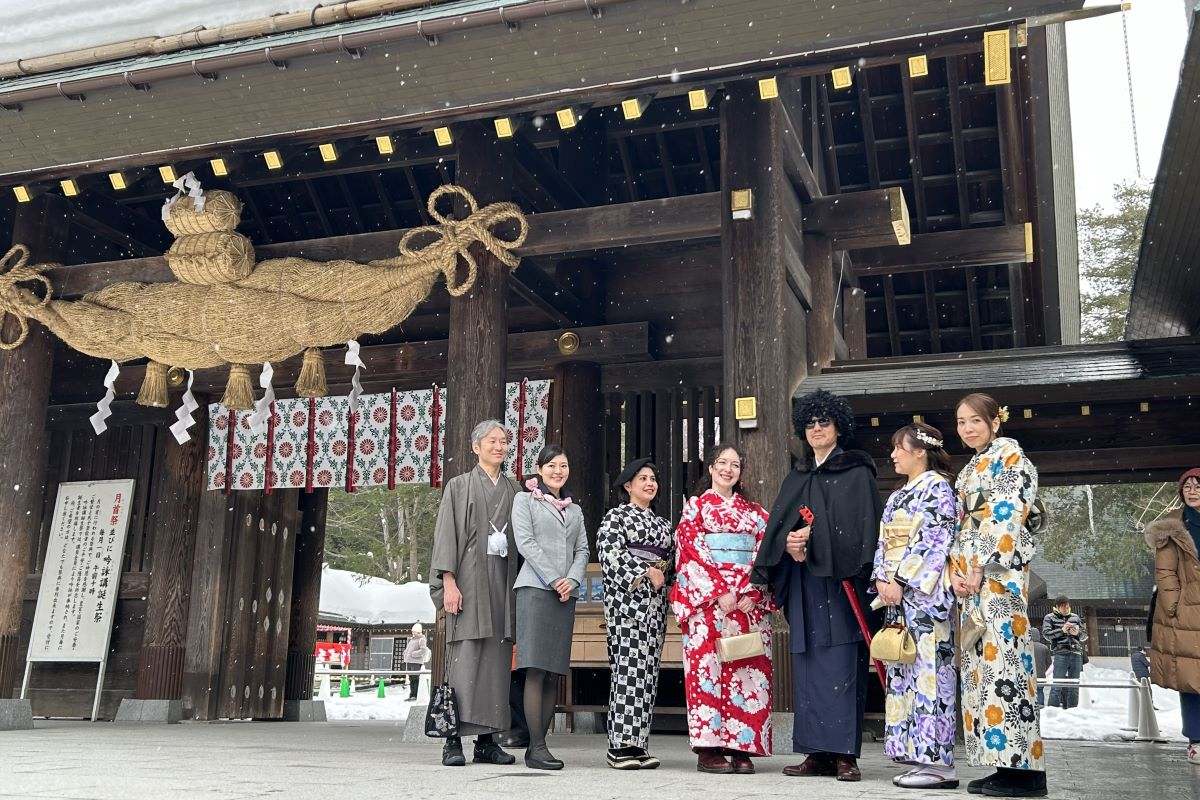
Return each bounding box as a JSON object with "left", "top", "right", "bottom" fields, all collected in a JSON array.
[
  {"left": 323, "top": 680, "right": 426, "bottom": 721},
  {"left": 319, "top": 566, "right": 434, "bottom": 626},
  {"left": 0, "top": 0, "right": 313, "bottom": 62},
  {"left": 1039, "top": 664, "right": 1185, "bottom": 743}
]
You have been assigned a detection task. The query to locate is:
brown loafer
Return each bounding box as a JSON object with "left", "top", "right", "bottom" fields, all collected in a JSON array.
[
  {"left": 835, "top": 757, "right": 862, "bottom": 782},
  {"left": 782, "top": 754, "right": 836, "bottom": 777},
  {"left": 729, "top": 752, "right": 755, "bottom": 774},
  {"left": 697, "top": 748, "right": 733, "bottom": 774}
]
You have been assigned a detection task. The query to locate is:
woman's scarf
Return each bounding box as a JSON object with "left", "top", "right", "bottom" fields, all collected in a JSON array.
[{"left": 525, "top": 477, "right": 573, "bottom": 513}]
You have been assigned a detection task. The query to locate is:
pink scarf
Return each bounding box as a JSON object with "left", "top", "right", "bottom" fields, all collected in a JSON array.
[{"left": 525, "top": 477, "right": 573, "bottom": 513}]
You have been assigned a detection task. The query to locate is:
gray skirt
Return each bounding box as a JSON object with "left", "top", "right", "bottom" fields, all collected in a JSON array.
[{"left": 516, "top": 586, "right": 576, "bottom": 675}]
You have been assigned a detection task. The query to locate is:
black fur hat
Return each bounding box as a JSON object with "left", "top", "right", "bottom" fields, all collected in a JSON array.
[{"left": 792, "top": 389, "right": 856, "bottom": 441}]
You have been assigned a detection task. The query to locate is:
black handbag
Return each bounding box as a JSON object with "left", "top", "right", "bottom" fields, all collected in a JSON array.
[{"left": 424, "top": 625, "right": 459, "bottom": 738}]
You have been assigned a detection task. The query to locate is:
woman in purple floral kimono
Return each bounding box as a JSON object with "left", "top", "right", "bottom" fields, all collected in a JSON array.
[{"left": 872, "top": 423, "right": 960, "bottom": 790}]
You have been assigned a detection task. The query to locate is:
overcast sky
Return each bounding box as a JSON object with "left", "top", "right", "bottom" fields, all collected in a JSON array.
[{"left": 1066, "top": 1, "right": 1190, "bottom": 210}]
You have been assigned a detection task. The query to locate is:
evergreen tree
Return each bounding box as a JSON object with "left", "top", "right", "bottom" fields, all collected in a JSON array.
[
  {"left": 1078, "top": 181, "right": 1152, "bottom": 343},
  {"left": 324, "top": 485, "right": 441, "bottom": 583}
]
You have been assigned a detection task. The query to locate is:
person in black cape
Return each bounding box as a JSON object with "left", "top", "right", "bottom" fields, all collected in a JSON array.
[{"left": 753, "top": 389, "right": 883, "bottom": 783}]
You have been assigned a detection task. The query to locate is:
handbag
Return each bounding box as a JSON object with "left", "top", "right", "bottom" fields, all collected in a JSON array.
[
  {"left": 959, "top": 599, "right": 987, "bottom": 654},
  {"left": 871, "top": 609, "right": 917, "bottom": 664},
  {"left": 716, "top": 610, "right": 767, "bottom": 662},
  {"left": 424, "top": 622, "right": 460, "bottom": 738}
]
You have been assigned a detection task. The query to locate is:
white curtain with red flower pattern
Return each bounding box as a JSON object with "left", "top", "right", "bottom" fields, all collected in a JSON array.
[{"left": 206, "top": 380, "right": 551, "bottom": 492}]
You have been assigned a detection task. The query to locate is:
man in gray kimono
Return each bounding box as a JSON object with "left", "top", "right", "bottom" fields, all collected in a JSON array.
[{"left": 429, "top": 419, "right": 522, "bottom": 767}]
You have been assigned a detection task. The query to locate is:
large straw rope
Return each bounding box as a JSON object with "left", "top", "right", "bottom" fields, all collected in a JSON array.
[{"left": 0, "top": 185, "right": 527, "bottom": 368}]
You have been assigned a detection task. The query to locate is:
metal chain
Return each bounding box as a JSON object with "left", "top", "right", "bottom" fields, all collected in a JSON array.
[{"left": 1121, "top": 10, "right": 1143, "bottom": 178}]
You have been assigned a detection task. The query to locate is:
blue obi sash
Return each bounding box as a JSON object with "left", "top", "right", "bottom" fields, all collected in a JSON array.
[{"left": 704, "top": 531, "right": 756, "bottom": 566}]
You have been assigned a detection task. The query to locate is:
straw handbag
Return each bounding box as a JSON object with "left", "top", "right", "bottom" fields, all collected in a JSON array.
[{"left": 870, "top": 623, "right": 917, "bottom": 664}]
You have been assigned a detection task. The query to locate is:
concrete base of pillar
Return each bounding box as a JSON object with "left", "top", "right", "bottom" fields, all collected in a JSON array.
[
  {"left": 0, "top": 699, "right": 34, "bottom": 730},
  {"left": 282, "top": 700, "right": 327, "bottom": 722},
  {"left": 114, "top": 698, "right": 183, "bottom": 724},
  {"left": 402, "top": 704, "right": 429, "bottom": 742}
]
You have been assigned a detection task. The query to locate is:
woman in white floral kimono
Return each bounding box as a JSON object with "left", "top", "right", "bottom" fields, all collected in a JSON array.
[{"left": 950, "top": 393, "right": 1046, "bottom": 798}]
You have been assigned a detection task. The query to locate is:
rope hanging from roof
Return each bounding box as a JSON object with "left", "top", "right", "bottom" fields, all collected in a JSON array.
[{"left": 0, "top": 183, "right": 528, "bottom": 409}]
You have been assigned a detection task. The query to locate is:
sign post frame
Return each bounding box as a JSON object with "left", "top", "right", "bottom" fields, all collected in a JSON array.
[{"left": 21, "top": 479, "right": 134, "bottom": 722}]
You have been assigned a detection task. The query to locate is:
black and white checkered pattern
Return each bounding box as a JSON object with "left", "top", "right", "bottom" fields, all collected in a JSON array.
[{"left": 597, "top": 504, "right": 674, "bottom": 750}]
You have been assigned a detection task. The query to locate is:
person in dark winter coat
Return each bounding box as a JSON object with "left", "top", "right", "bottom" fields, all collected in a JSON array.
[
  {"left": 755, "top": 389, "right": 883, "bottom": 783},
  {"left": 1030, "top": 629, "right": 1051, "bottom": 707},
  {"left": 1042, "top": 597, "right": 1087, "bottom": 709},
  {"left": 1131, "top": 645, "right": 1151, "bottom": 681}
]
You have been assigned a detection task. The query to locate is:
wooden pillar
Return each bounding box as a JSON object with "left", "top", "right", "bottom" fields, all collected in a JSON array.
[
  {"left": 181, "top": 486, "right": 237, "bottom": 719},
  {"left": 444, "top": 121, "right": 513, "bottom": 481},
  {"left": 0, "top": 195, "right": 67, "bottom": 697},
  {"left": 134, "top": 409, "right": 208, "bottom": 700},
  {"left": 843, "top": 286, "right": 868, "bottom": 360},
  {"left": 284, "top": 490, "right": 328, "bottom": 705},
  {"left": 720, "top": 82, "right": 798, "bottom": 497},
  {"left": 804, "top": 234, "right": 836, "bottom": 371},
  {"left": 550, "top": 362, "right": 603, "bottom": 549}
]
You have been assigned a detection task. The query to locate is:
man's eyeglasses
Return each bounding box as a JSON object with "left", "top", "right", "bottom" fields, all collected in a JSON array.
[{"left": 804, "top": 417, "right": 833, "bottom": 431}]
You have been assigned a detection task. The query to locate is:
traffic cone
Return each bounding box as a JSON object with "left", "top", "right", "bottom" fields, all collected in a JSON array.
[
  {"left": 318, "top": 672, "right": 332, "bottom": 700},
  {"left": 1122, "top": 678, "right": 1140, "bottom": 731},
  {"left": 339, "top": 676, "right": 351, "bottom": 698},
  {"left": 1135, "top": 677, "right": 1166, "bottom": 742},
  {"left": 377, "top": 679, "right": 386, "bottom": 698}
]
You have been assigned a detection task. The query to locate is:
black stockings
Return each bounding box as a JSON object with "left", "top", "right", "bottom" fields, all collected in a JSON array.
[{"left": 522, "top": 668, "right": 559, "bottom": 749}]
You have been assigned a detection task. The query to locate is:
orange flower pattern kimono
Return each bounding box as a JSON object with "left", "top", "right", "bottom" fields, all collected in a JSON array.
[{"left": 950, "top": 437, "right": 1044, "bottom": 771}]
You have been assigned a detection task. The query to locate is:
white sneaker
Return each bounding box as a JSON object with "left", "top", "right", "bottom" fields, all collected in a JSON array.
[{"left": 1188, "top": 743, "right": 1200, "bottom": 765}]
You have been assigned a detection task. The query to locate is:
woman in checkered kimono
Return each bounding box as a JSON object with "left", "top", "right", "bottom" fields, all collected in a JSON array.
[{"left": 598, "top": 457, "right": 674, "bottom": 771}]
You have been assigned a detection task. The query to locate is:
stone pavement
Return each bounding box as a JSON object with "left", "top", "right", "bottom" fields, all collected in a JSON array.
[{"left": 1, "top": 722, "right": 1197, "bottom": 800}]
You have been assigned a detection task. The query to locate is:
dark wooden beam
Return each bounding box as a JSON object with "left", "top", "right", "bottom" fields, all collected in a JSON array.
[
  {"left": 302, "top": 180, "right": 335, "bottom": 237},
  {"left": 513, "top": 132, "right": 587, "bottom": 211},
  {"left": 842, "top": 286, "right": 867, "bottom": 359},
  {"left": 802, "top": 187, "right": 910, "bottom": 249},
  {"left": 900, "top": 70, "right": 929, "bottom": 233},
  {"left": 850, "top": 224, "right": 1030, "bottom": 276},
  {"left": 655, "top": 133, "right": 679, "bottom": 197},
  {"left": 804, "top": 234, "right": 836, "bottom": 370},
  {"left": 66, "top": 194, "right": 171, "bottom": 257},
  {"left": 924, "top": 273, "right": 942, "bottom": 354},
  {"left": 856, "top": 76, "right": 882, "bottom": 189},
  {"left": 45, "top": 192, "right": 722, "bottom": 298},
  {"left": 778, "top": 93, "right": 823, "bottom": 202},
  {"left": 335, "top": 175, "right": 366, "bottom": 234},
  {"left": 402, "top": 166, "right": 431, "bottom": 225},
  {"left": 370, "top": 173, "right": 400, "bottom": 230},
  {"left": 997, "top": 78, "right": 1031, "bottom": 348},
  {"left": 946, "top": 56, "right": 972, "bottom": 227},
  {"left": 817, "top": 78, "right": 842, "bottom": 194},
  {"left": 240, "top": 188, "right": 274, "bottom": 244},
  {"left": 694, "top": 128, "right": 716, "bottom": 192},
  {"left": 965, "top": 266, "right": 983, "bottom": 349},
  {"left": 883, "top": 275, "right": 902, "bottom": 356},
  {"left": 615, "top": 137, "right": 639, "bottom": 202}
]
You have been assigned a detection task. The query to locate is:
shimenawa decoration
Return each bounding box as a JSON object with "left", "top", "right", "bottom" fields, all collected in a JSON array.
[{"left": 0, "top": 178, "right": 529, "bottom": 418}]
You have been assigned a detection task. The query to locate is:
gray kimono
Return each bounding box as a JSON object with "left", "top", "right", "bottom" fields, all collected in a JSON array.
[{"left": 429, "top": 465, "right": 520, "bottom": 735}]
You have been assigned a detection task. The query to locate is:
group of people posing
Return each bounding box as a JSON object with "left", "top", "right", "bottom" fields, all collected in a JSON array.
[{"left": 428, "top": 389, "right": 1049, "bottom": 798}]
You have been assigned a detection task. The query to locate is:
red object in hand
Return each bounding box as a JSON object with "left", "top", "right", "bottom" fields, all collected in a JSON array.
[{"left": 798, "top": 505, "right": 815, "bottom": 525}]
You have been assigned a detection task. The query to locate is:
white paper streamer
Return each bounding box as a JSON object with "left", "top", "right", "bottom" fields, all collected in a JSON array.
[
  {"left": 89, "top": 361, "right": 119, "bottom": 435},
  {"left": 248, "top": 362, "right": 276, "bottom": 434},
  {"left": 345, "top": 341, "right": 364, "bottom": 415},
  {"left": 169, "top": 369, "right": 200, "bottom": 445},
  {"left": 160, "top": 171, "right": 205, "bottom": 222}
]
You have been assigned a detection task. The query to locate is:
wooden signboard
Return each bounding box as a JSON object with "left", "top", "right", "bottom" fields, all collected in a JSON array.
[{"left": 22, "top": 479, "right": 135, "bottom": 721}]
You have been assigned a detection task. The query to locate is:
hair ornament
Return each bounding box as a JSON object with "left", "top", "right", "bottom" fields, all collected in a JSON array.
[
  {"left": 913, "top": 429, "right": 943, "bottom": 449},
  {"left": 998, "top": 406, "right": 1011, "bottom": 423}
]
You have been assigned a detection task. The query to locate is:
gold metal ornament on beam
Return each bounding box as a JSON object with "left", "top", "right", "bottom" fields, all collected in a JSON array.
[
  {"left": 556, "top": 331, "right": 580, "bottom": 356},
  {"left": 0, "top": 184, "right": 529, "bottom": 410}
]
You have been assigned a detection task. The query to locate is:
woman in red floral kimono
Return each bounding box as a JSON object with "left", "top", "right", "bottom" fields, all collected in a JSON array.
[{"left": 670, "top": 443, "right": 775, "bottom": 775}]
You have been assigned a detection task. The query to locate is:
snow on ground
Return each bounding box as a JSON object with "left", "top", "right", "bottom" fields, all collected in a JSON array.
[
  {"left": 0, "top": 0, "right": 314, "bottom": 62},
  {"left": 322, "top": 677, "right": 428, "bottom": 721},
  {"left": 319, "top": 566, "right": 434, "bottom": 625},
  {"left": 1039, "top": 664, "right": 1185, "bottom": 743}
]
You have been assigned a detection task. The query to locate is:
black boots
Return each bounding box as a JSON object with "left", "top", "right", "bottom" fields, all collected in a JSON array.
[
  {"left": 969, "top": 769, "right": 1048, "bottom": 797},
  {"left": 442, "top": 737, "right": 466, "bottom": 767}
]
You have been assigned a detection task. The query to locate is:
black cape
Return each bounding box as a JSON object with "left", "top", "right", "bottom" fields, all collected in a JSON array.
[{"left": 753, "top": 447, "right": 883, "bottom": 585}]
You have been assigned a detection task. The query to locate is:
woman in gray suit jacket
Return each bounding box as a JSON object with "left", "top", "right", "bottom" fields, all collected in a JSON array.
[{"left": 512, "top": 444, "right": 589, "bottom": 770}]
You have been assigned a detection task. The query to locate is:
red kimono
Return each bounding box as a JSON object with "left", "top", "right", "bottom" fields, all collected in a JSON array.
[{"left": 670, "top": 490, "right": 775, "bottom": 755}]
